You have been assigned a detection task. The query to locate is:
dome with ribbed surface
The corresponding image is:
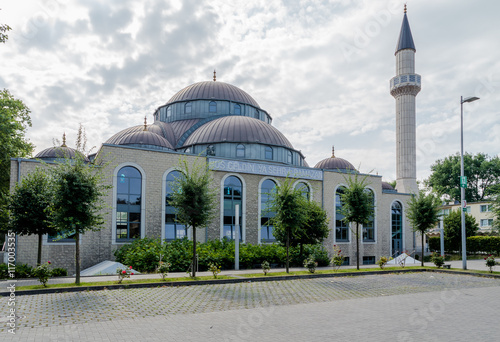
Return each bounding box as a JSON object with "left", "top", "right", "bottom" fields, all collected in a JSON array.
[
  {"left": 182, "top": 116, "right": 293, "bottom": 148},
  {"left": 35, "top": 146, "right": 88, "bottom": 161},
  {"left": 166, "top": 81, "right": 260, "bottom": 108},
  {"left": 382, "top": 181, "right": 396, "bottom": 191},
  {"left": 314, "top": 147, "right": 355, "bottom": 171},
  {"left": 114, "top": 131, "right": 174, "bottom": 150},
  {"left": 106, "top": 123, "right": 177, "bottom": 147}
]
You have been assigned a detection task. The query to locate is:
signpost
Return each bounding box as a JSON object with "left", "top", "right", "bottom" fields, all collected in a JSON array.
[
  {"left": 235, "top": 204, "right": 240, "bottom": 270},
  {"left": 460, "top": 176, "right": 467, "bottom": 188},
  {"left": 462, "top": 200, "right": 467, "bottom": 212}
]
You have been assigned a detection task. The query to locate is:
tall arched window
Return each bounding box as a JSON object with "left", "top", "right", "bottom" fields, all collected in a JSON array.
[
  {"left": 223, "top": 176, "right": 243, "bottom": 241},
  {"left": 295, "top": 182, "right": 310, "bottom": 200},
  {"left": 287, "top": 150, "right": 293, "bottom": 164},
  {"left": 167, "top": 106, "right": 172, "bottom": 117},
  {"left": 335, "top": 186, "right": 349, "bottom": 242},
  {"left": 265, "top": 146, "right": 273, "bottom": 160},
  {"left": 185, "top": 102, "right": 192, "bottom": 114},
  {"left": 363, "top": 189, "right": 375, "bottom": 242},
  {"left": 234, "top": 104, "right": 241, "bottom": 115},
  {"left": 260, "top": 179, "right": 276, "bottom": 243},
  {"left": 165, "top": 171, "right": 187, "bottom": 241},
  {"left": 392, "top": 201, "right": 403, "bottom": 256},
  {"left": 236, "top": 144, "right": 245, "bottom": 158},
  {"left": 116, "top": 166, "right": 141, "bottom": 242},
  {"left": 209, "top": 101, "right": 217, "bottom": 113}
]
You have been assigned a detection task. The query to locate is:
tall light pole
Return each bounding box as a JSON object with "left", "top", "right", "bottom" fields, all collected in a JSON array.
[{"left": 460, "top": 95, "right": 479, "bottom": 270}]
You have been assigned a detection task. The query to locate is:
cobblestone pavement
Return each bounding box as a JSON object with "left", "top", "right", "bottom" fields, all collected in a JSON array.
[{"left": 1, "top": 272, "right": 499, "bottom": 341}]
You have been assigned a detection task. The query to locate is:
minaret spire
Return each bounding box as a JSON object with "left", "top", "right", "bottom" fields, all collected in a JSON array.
[
  {"left": 390, "top": 6, "right": 421, "bottom": 194},
  {"left": 143, "top": 116, "right": 148, "bottom": 131},
  {"left": 61, "top": 133, "right": 67, "bottom": 147},
  {"left": 213, "top": 69, "right": 216, "bottom": 82}
]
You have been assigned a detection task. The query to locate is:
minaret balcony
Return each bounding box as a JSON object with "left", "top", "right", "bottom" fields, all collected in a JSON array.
[{"left": 390, "top": 73, "right": 421, "bottom": 96}]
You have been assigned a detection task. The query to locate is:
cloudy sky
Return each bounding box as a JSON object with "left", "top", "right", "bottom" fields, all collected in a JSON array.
[{"left": 1, "top": 0, "right": 499, "bottom": 183}]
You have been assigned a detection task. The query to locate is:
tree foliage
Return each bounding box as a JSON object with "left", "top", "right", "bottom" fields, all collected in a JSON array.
[
  {"left": 0, "top": 89, "right": 35, "bottom": 234},
  {"left": 491, "top": 190, "right": 500, "bottom": 234},
  {"left": 1, "top": 12, "right": 11, "bottom": 44},
  {"left": 425, "top": 153, "right": 500, "bottom": 202},
  {"left": 271, "top": 195, "right": 329, "bottom": 258},
  {"left": 8, "top": 168, "right": 57, "bottom": 265},
  {"left": 443, "top": 209, "right": 479, "bottom": 252},
  {"left": 406, "top": 191, "right": 441, "bottom": 266},
  {"left": 339, "top": 173, "right": 374, "bottom": 270},
  {"left": 268, "top": 179, "right": 308, "bottom": 273},
  {"left": 51, "top": 149, "right": 110, "bottom": 284},
  {"left": 168, "top": 159, "right": 217, "bottom": 277}
]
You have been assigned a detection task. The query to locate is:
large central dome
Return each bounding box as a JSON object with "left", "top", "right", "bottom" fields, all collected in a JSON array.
[{"left": 166, "top": 81, "right": 260, "bottom": 108}]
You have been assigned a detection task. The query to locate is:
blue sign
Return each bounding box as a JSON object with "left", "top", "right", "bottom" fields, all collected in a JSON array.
[{"left": 208, "top": 158, "right": 323, "bottom": 181}]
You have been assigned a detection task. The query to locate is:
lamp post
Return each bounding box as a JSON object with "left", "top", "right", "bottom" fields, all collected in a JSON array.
[{"left": 460, "top": 95, "right": 479, "bottom": 270}]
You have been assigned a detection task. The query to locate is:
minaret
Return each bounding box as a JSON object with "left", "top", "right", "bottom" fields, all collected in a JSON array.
[{"left": 390, "top": 5, "right": 421, "bottom": 194}]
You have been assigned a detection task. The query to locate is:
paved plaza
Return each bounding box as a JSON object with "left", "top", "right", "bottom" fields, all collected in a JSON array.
[{"left": 1, "top": 271, "right": 500, "bottom": 341}]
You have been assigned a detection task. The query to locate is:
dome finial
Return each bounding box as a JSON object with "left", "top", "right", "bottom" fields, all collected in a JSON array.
[
  {"left": 404, "top": 3, "right": 407, "bottom": 14},
  {"left": 143, "top": 116, "right": 148, "bottom": 131},
  {"left": 213, "top": 69, "right": 216, "bottom": 82},
  {"left": 61, "top": 133, "right": 67, "bottom": 147},
  {"left": 331, "top": 145, "right": 335, "bottom": 158}
]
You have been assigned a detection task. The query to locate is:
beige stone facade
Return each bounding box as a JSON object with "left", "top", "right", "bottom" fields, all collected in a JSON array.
[{"left": 10, "top": 144, "right": 414, "bottom": 273}]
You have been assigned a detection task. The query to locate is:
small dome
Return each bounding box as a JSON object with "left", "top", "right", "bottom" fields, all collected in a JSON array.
[
  {"left": 35, "top": 146, "right": 87, "bottom": 161},
  {"left": 382, "top": 181, "right": 396, "bottom": 191},
  {"left": 314, "top": 146, "right": 355, "bottom": 172},
  {"left": 114, "top": 131, "right": 174, "bottom": 150},
  {"left": 166, "top": 81, "right": 260, "bottom": 108},
  {"left": 106, "top": 122, "right": 176, "bottom": 147},
  {"left": 182, "top": 116, "right": 294, "bottom": 149}
]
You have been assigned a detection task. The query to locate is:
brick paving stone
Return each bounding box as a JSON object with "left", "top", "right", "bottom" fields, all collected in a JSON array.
[{"left": 0, "top": 272, "right": 499, "bottom": 341}]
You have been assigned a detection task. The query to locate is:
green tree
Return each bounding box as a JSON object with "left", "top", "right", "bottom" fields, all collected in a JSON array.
[
  {"left": 0, "top": 90, "right": 35, "bottom": 238},
  {"left": 271, "top": 198, "right": 329, "bottom": 259},
  {"left": 1, "top": 13, "right": 11, "bottom": 43},
  {"left": 492, "top": 191, "right": 500, "bottom": 234},
  {"left": 340, "top": 173, "right": 374, "bottom": 270},
  {"left": 443, "top": 210, "right": 479, "bottom": 253},
  {"left": 269, "top": 179, "right": 308, "bottom": 273},
  {"left": 168, "top": 160, "right": 216, "bottom": 277},
  {"left": 51, "top": 152, "right": 109, "bottom": 285},
  {"left": 425, "top": 153, "right": 500, "bottom": 202},
  {"left": 406, "top": 191, "right": 441, "bottom": 266},
  {"left": 8, "top": 168, "right": 57, "bottom": 265}
]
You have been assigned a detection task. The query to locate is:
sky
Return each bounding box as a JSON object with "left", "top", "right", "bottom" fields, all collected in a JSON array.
[{"left": 1, "top": 0, "right": 499, "bottom": 184}]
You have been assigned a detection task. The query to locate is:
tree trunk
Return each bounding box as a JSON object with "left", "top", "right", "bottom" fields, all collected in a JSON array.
[
  {"left": 37, "top": 234, "right": 42, "bottom": 266},
  {"left": 75, "top": 232, "right": 80, "bottom": 285},
  {"left": 421, "top": 231, "right": 425, "bottom": 267},
  {"left": 286, "top": 228, "right": 290, "bottom": 273},
  {"left": 192, "top": 225, "right": 197, "bottom": 277},
  {"left": 356, "top": 222, "right": 360, "bottom": 270}
]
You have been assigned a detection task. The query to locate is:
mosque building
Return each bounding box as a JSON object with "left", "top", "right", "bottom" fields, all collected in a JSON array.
[{"left": 9, "top": 8, "right": 420, "bottom": 272}]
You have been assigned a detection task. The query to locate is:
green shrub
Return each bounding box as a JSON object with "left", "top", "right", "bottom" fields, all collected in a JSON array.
[
  {"left": 51, "top": 268, "right": 68, "bottom": 277},
  {"left": 15, "top": 263, "right": 34, "bottom": 279},
  {"left": 113, "top": 238, "right": 164, "bottom": 273},
  {"left": 467, "top": 236, "right": 500, "bottom": 255},
  {"left": 0, "top": 264, "right": 8, "bottom": 279}
]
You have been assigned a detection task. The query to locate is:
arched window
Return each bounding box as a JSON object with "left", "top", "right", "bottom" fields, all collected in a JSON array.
[
  {"left": 167, "top": 106, "right": 172, "bottom": 117},
  {"left": 116, "top": 166, "right": 142, "bottom": 242},
  {"left": 295, "top": 182, "right": 310, "bottom": 200},
  {"left": 363, "top": 189, "right": 375, "bottom": 242},
  {"left": 287, "top": 150, "right": 293, "bottom": 164},
  {"left": 392, "top": 201, "right": 403, "bottom": 256},
  {"left": 261, "top": 179, "right": 276, "bottom": 243},
  {"left": 185, "top": 102, "right": 192, "bottom": 114},
  {"left": 209, "top": 101, "right": 217, "bottom": 113},
  {"left": 234, "top": 104, "right": 241, "bottom": 115},
  {"left": 335, "top": 186, "right": 349, "bottom": 242},
  {"left": 206, "top": 145, "right": 215, "bottom": 156},
  {"left": 165, "top": 171, "right": 187, "bottom": 241},
  {"left": 265, "top": 146, "right": 273, "bottom": 160},
  {"left": 223, "top": 176, "right": 243, "bottom": 241},
  {"left": 236, "top": 144, "right": 245, "bottom": 158}
]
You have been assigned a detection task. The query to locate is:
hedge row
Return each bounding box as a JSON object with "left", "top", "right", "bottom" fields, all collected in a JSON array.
[
  {"left": 0, "top": 263, "right": 68, "bottom": 280},
  {"left": 429, "top": 236, "right": 500, "bottom": 255},
  {"left": 113, "top": 238, "right": 330, "bottom": 273}
]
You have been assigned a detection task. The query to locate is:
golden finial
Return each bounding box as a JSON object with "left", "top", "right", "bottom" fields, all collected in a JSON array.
[
  {"left": 143, "top": 116, "right": 148, "bottom": 131},
  {"left": 61, "top": 133, "right": 67, "bottom": 147},
  {"left": 331, "top": 145, "right": 335, "bottom": 158},
  {"left": 213, "top": 69, "right": 216, "bottom": 82},
  {"left": 404, "top": 4, "right": 407, "bottom": 14}
]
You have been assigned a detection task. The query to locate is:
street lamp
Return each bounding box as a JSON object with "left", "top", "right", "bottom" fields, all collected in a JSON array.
[{"left": 460, "top": 95, "right": 479, "bottom": 270}]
